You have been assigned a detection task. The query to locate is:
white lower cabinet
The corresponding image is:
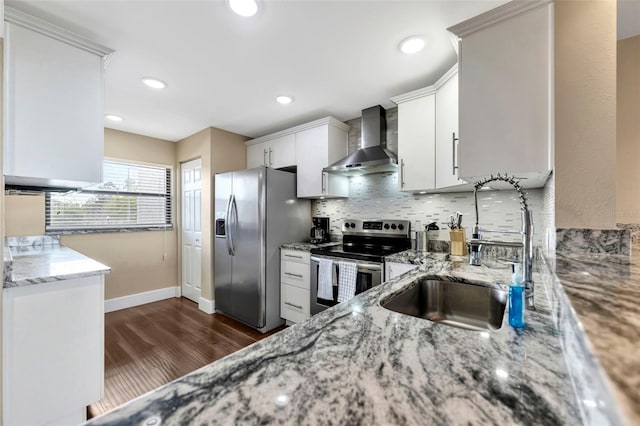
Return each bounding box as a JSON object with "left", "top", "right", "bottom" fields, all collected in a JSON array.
[
  {"left": 385, "top": 262, "right": 418, "bottom": 281},
  {"left": 280, "top": 249, "right": 311, "bottom": 324},
  {"left": 281, "top": 284, "right": 310, "bottom": 324},
  {"left": 3, "top": 275, "right": 104, "bottom": 426}
]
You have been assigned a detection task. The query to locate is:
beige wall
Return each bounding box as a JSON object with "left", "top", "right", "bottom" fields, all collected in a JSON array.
[
  {"left": 554, "top": 0, "right": 617, "bottom": 229},
  {"left": 4, "top": 194, "right": 45, "bottom": 235},
  {"left": 4, "top": 129, "right": 179, "bottom": 300},
  {"left": 616, "top": 35, "right": 640, "bottom": 224},
  {"left": 175, "top": 127, "right": 247, "bottom": 302}
]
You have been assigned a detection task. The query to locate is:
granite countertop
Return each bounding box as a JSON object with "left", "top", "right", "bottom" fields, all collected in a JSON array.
[
  {"left": 87, "top": 253, "right": 581, "bottom": 425},
  {"left": 546, "top": 246, "right": 640, "bottom": 425},
  {"left": 4, "top": 236, "right": 111, "bottom": 288},
  {"left": 280, "top": 241, "right": 341, "bottom": 252}
]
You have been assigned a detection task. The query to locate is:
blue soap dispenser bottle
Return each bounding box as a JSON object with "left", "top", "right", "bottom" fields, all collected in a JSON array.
[{"left": 509, "top": 262, "right": 525, "bottom": 329}]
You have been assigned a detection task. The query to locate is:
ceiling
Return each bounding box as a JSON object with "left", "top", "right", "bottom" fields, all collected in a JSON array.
[{"left": 6, "top": 0, "right": 511, "bottom": 141}]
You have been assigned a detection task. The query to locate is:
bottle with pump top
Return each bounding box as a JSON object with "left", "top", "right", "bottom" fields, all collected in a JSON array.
[{"left": 509, "top": 261, "right": 526, "bottom": 329}]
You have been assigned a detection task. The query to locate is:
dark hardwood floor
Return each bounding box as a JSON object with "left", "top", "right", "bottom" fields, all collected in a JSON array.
[{"left": 88, "top": 297, "right": 285, "bottom": 419}]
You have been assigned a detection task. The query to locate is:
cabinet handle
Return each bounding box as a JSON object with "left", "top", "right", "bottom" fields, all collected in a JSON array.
[
  {"left": 285, "top": 254, "right": 303, "bottom": 259},
  {"left": 400, "top": 159, "right": 405, "bottom": 187},
  {"left": 322, "top": 172, "right": 327, "bottom": 193},
  {"left": 269, "top": 148, "right": 273, "bottom": 167},
  {"left": 452, "top": 132, "right": 459, "bottom": 175},
  {"left": 285, "top": 272, "right": 303, "bottom": 278},
  {"left": 263, "top": 148, "right": 268, "bottom": 166},
  {"left": 285, "top": 301, "right": 303, "bottom": 310}
]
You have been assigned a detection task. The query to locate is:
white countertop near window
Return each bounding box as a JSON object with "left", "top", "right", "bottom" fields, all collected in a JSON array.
[{"left": 4, "top": 236, "right": 111, "bottom": 288}]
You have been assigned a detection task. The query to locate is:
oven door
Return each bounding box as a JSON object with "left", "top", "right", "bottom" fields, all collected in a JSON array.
[{"left": 310, "top": 255, "right": 382, "bottom": 315}]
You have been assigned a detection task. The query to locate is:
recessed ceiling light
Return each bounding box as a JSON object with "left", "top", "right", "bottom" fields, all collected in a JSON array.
[
  {"left": 228, "top": 0, "right": 258, "bottom": 17},
  {"left": 105, "top": 114, "right": 124, "bottom": 122},
  {"left": 142, "top": 77, "right": 167, "bottom": 89},
  {"left": 276, "top": 95, "right": 293, "bottom": 105},
  {"left": 400, "top": 36, "right": 426, "bottom": 55}
]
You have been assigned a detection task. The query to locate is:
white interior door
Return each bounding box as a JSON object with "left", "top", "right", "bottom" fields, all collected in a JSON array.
[{"left": 181, "top": 158, "right": 202, "bottom": 303}]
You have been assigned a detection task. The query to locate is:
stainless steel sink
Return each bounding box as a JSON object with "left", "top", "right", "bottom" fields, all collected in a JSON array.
[{"left": 381, "top": 278, "right": 508, "bottom": 331}]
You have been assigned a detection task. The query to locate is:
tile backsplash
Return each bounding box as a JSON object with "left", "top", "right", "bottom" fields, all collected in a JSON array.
[{"left": 312, "top": 172, "right": 545, "bottom": 246}]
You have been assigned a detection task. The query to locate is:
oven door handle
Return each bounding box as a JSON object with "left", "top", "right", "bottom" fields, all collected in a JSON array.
[
  {"left": 310, "top": 257, "right": 381, "bottom": 272},
  {"left": 357, "top": 264, "right": 382, "bottom": 272}
]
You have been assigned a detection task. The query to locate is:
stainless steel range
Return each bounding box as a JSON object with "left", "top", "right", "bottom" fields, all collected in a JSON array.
[{"left": 309, "top": 219, "right": 411, "bottom": 314}]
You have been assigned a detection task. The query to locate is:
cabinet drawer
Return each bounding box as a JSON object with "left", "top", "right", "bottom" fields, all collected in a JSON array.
[
  {"left": 280, "top": 260, "right": 310, "bottom": 289},
  {"left": 281, "top": 284, "right": 310, "bottom": 323},
  {"left": 281, "top": 249, "right": 310, "bottom": 264}
]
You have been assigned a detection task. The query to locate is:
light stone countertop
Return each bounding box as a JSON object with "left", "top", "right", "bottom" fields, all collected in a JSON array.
[
  {"left": 545, "top": 246, "right": 640, "bottom": 426},
  {"left": 4, "top": 237, "right": 111, "bottom": 288},
  {"left": 280, "top": 241, "right": 341, "bottom": 252},
  {"left": 86, "top": 252, "right": 585, "bottom": 426}
]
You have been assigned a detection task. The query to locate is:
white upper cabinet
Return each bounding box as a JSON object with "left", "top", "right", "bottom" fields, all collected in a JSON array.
[
  {"left": 396, "top": 93, "right": 436, "bottom": 192},
  {"left": 269, "top": 134, "right": 296, "bottom": 169},
  {"left": 448, "top": 1, "right": 553, "bottom": 187},
  {"left": 3, "top": 8, "right": 113, "bottom": 189},
  {"left": 392, "top": 65, "right": 470, "bottom": 193},
  {"left": 435, "top": 72, "right": 464, "bottom": 189},
  {"left": 295, "top": 119, "right": 349, "bottom": 199},
  {"left": 246, "top": 142, "right": 267, "bottom": 169},
  {"left": 245, "top": 117, "right": 350, "bottom": 199},
  {"left": 245, "top": 134, "right": 296, "bottom": 169}
]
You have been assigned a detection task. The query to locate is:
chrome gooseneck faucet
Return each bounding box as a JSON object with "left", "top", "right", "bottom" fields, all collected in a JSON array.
[{"left": 468, "top": 174, "right": 535, "bottom": 310}]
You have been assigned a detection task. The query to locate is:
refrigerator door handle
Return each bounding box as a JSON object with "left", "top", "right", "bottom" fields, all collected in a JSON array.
[
  {"left": 225, "top": 194, "right": 233, "bottom": 255},
  {"left": 230, "top": 194, "right": 238, "bottom": 256}
]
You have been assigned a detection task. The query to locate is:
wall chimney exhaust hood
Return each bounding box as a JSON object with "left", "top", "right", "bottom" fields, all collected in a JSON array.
[{"left": 323, "top": 105, "right": 397, "bottom": 176}]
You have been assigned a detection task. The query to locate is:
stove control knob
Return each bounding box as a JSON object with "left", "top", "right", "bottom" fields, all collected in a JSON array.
[
  {"left": 344, "top": 222, "right": 350, "bottom": 228},
  {"left": 398, "top": 224, "right": 405, "bottom": 230},
  {"left": 350, "top": 222, "right": 356, "bottom": 228},
  {"left": 384, "top": 224, "right": 390, "bottom": 230},
  {"left": 391, "top": 224, "right": 397, "bottom": 230}
]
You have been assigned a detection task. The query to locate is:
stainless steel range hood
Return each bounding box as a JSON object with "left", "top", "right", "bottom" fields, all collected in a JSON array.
[{"left": 323, "top": 105, "right": 397, "bottom": 176}]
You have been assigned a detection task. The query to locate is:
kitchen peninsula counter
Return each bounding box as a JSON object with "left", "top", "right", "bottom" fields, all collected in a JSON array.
[
  {"left": 3, "top": 236, "right": 110, "bottom": 288},
  {"left": 87, "top": 252, "right": 585, "bottom": 425}
]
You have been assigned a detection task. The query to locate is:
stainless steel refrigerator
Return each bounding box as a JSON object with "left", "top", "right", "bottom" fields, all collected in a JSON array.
[{"left": 214, "top": 167, "right": 310, "bottom": 333}]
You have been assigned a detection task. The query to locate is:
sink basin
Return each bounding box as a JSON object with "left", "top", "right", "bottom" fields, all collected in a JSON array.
[{"left": 381, "top": 278, "right": 508, "bottom": 331}]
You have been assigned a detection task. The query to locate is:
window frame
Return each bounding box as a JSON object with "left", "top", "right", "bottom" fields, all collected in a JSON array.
[{"left": 45, "top": 159, "right": 174, "bottom": 234}]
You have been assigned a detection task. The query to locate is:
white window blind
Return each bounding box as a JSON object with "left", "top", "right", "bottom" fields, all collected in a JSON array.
[{"left": 46, "top": 160, "right": 172, "bottom": 231}]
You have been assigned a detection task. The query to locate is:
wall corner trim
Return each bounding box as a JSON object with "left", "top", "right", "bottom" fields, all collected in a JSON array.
[
  {"left": 198, "top": 297, "right": 215, "bottom": 315},
  {"left": 104, "top": 286, "right": 181, "bottom": 313}
]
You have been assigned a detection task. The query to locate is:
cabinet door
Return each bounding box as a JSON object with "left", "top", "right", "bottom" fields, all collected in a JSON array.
[
  {"left": 246, "top": 142, "right": 267, "bottom": 168},
  {"left": 457, "top": 4, "right": 552, "bottom": 181},
  {"left": 3, "top": 276, "right": 104, "bottom": 426},
  {"left": 4, "top": 22, "right": 103, "bottom": 187},
  {"left": 269, "top": 134, "right": 296, "bottom": 169},
  {"left": 435, "top": 73, "right": 462, "bottom": 189},
  {"left": 296, "top": 126, "right": 330, "bottom": 197},
  {"left": 397, "top": 95, "right": 436, "bottom": 192}
]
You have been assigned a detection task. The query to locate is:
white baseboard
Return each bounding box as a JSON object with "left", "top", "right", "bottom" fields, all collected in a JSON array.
[
  {"left": 198, "top": 297, "right": 215, "bottom": 314},
  {"left": 105, "top": 286, "right": 181, "bottom": 313}
]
